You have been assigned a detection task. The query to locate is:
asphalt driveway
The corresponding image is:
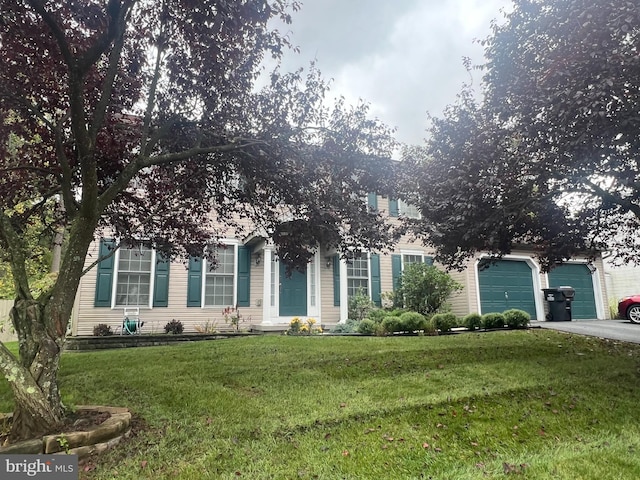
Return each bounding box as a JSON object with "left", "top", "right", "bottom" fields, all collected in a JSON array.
[{"left": 532, "top": 319, "right": 640, "bottom": 344}]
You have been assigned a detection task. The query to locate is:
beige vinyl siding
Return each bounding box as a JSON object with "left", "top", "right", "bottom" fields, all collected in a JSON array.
[
  {"left": 318, "top": 247, "right": 341, "bottom": 326},
  {"left": 72, "top": 195, "right": 611, "bottom": 334},
  {"left": 72, "top": 241, "right": 265, "bottom": 336}
]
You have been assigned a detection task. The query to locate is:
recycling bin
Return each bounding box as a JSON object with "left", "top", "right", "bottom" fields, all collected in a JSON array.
[{"left": 542, "top": 286, "right": 575, "bottom": 321}]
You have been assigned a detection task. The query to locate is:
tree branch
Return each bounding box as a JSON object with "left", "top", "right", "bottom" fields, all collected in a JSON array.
[
  {"left": 25, "top": 0, "right": 74, "bottom": 67},
  {"left": 88, "top": 1, "right": 134, "bottom": 141},
  {"left": 0, "top": 211, "right": 33, "bottom": 301}
]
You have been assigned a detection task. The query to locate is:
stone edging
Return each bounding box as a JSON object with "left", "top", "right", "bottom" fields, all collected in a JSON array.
[{"left": 0, "top": 405, "right": 131, "bottom": 462}]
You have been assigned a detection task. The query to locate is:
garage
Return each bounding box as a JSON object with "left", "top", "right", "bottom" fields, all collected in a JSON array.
[
  {"left": 548, "top": 264, "right": 597, "bottom": 319},
  {"left": 478, "top": 260, "right": 538, "bottom": 319}
]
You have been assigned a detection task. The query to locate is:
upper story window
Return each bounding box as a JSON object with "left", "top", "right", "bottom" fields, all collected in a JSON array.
[
  {"left": 115, "top": 245, "right": 153, "bottom": 307},
  {"left": 398, "top": 199, "right": 421, "bottom": 219}
]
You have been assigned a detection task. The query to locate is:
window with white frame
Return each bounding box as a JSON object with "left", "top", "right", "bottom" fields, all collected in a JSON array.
[
  {"left": 347, "top": 254, "right": 369, "bottom": 297},
  {"left": 309, "top": 259, "right": 317, "bottom": 307},
  {"left": 115, "top": 245, "right": 153, "bottom": 307},
  {"left": 204, "top": 244, "right": 236, "bottom": 306},
  {"left": 398, "top": 199, "right": 421, "bottom": 219},
  {"left": 401, "top": 253, "right": 433, "bottom": 269},
  {"left": 403, "top": 254, "right": 423, "bottom": 266}
]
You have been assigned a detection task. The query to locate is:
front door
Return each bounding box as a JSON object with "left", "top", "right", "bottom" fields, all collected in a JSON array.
[{"left": 279, "top": 263, "right": 307, "bottom": 316}]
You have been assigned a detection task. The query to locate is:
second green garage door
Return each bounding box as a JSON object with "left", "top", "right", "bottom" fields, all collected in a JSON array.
[
  {"left": 478, "top": 260, "right": 537, "bottom": 320},
  {"left": 548, "top": 264, "right": 597, "bottom": 319}
]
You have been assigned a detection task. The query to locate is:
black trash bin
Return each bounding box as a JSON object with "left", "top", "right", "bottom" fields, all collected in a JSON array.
[{"left": 542, "top": 287, "right": 575, "bottom": 321}]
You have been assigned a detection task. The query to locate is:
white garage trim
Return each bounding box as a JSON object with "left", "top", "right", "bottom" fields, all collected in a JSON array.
[{"left": 474, "top": 254, "right": 546, "bottom": 321}]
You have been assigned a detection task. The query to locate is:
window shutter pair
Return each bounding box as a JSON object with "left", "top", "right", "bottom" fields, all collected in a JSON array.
[
  {"left": 333, "top": 254, "right": 382, "bottom": 307},
  {"left": 187, "top": 245, "right": 251, "bottom": 308},
  {"left": 94, "top": 238, "right": 170, "bottom": 307}
]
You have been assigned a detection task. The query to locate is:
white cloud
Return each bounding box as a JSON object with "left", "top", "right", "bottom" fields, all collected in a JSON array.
[{"left": 274, "top": 0, "right": 511, "bottom": 144}]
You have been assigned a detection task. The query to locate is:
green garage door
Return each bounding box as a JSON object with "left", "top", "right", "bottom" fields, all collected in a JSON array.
[
  {"left": 478, "top": 260, "right": 537, "bottom": 319},
  {"left": 548, "top": 264, "right": 596, "bottom": 319}
]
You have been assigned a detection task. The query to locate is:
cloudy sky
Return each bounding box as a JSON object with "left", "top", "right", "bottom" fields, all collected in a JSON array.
[{"left": 273, "top": 0, "right": 512, "bottom": 146}]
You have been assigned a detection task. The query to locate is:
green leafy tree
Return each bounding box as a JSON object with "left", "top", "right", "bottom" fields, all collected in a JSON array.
[
  {"left": 406, "top": 0, "right": 640, "bottom": 269},
  {"left": 394, "top": 263, "right": 462, "bottom": 316},
  {"left": 0, "top": 1, "right": 400, "bottom": 441}
]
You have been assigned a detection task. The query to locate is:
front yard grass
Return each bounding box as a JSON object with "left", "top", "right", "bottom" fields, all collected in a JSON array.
[{"left": 1, "top": 330, "right": 639, "bottom": 479}]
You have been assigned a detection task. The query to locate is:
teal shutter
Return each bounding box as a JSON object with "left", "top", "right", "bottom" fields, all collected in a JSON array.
[
  {"left": 153, "top": 253, "right": 170, "bottom": 307},
  {"left": 333, "top": 254, "right": 341, "bottom": 306},
  {"left": 370, "top": 254, "right": 381, "bottom": 307},
  {"left": 424, "top": 255, "right": 434, "bottom": 266},
  {"left": 187, "top": 255, "right": 203, "bottom": 307},
  {"left": 94, "top": 238, "right": 115, "bottom": 307},
  {"left": 237, "top": 246, "right": 251, "bottom": 307},
  {"left": 389, "top": 199, "right": 399, "bottom": 217},
  {"left": 367, "top": 193, "right": 378, "bottom": 211},
  {"left": 391, "top": 254, "right": 402, "bottom": 290}
]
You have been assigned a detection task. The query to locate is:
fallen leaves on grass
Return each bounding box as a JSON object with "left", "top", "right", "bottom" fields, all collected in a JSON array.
[{"left": 503, "top": 462, "right": 527, "bottom": 474}]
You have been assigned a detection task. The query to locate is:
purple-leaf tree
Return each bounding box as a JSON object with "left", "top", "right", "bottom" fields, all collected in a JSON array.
[{"left": 0, "top": 0, "right": 399, "bottom": 441}]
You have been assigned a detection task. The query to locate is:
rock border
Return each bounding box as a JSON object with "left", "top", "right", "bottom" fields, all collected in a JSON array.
[{"left": 0, "top": 405, "right": 131, "bottom": 462}]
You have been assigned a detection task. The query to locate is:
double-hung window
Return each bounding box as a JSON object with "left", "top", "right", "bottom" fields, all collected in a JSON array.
[
  {"left": 204, "top": 245, "right": 236, "bottom": 307},
  {"left": 347, "top": 254, "right": 369, "bottom": 298},
  {"left": 398, "top": 199, "right": 421, "bottom": 219},
  {"left": 115, "top": 245, "right": 153, "bottom": 307},
  {"left": 94, "top": 239, "right": 170, "bottom": 308}
]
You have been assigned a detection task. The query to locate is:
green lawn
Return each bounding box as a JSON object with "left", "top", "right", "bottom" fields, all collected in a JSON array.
[{"left": 1, "top": 330, "right": 640, "bottom": 479}]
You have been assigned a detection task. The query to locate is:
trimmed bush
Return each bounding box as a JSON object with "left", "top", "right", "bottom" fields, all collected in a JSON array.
[
  {"left": 93, "top": 323, "right": 113, "bottom": 336},
  {"left": 357, "top": 318, "right": 377, "bottom": 335},
  {"left": 331, "top": 319, "right": 359, "bottom": 333},
  {"left": 462, "top": 313, "right": 482, "bottom": 331},
  {"left": 368, "top": 308, "right": 388, "bottom": 324},
  {"left": 431, "top": 313, "right": 458, "bottom": 332},
  {"left": 482, "top": 313, "right": 506, "bottom": 330},
  {"left": 399, "top": 312, "right": 427, "bottom": 332},
  {"left": 381, "top": 316, "right": 402, "bottom": 334},
  {"left": 387, "top": 308, "right": 407, "bottom": 317},
  {"left": 164, "top": 319, "right": 184, "bottom": 334},
  {"left": 503, "top": 309, "right": 531, "bottom": 328}
]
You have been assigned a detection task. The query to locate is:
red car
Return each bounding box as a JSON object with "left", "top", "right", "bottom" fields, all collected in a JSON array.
[{"left": 618, "top": 295, "right": 640, "bottom": 324}]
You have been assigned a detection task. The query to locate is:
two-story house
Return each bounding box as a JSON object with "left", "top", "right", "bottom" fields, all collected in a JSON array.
[{"left": 70, "top": 196, "right": 610, "bottom": 335}]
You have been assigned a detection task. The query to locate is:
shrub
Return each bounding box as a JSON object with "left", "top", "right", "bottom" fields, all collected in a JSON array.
[
  {"left": 93, "top": 323, "right": 113, "bottom": 336},
  {"left": 348, "top": 287, "right": 375, "bottom": 321},
  {"left": 357, "top": 318, "right": 377, "bottom": 335},
  {"left": 482, "top": 313, "right": 505, "bottom": 330},
  {"left": 431, "top": 313, "right": 458, "bottom": 332},
  {"left": 503, "top": 309, "right": 531, "bottom": 328},
  {"left": 381, "top": 316, "right": 402, "bottom": 334},
  {"left": 394, "top": 263, "right": 463, "bottom": 315},
  {"left": 367, "top": 308, "right": 388, "bottom": 324},
  {"left": 462, "top": 313, "right": 482, "bottom": 331},
  {"left": 399, "top": 311, "right": 427, "bottom": 332},
  {"left": 164, "top": 319, "right": 184, "bottom": 334},
  {"left": 331, "top": 319, "right": 359, "bottom": 333}
]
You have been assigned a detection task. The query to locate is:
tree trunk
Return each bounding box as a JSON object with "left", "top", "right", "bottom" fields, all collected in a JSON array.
[{"left": 0, "top": 299, "right": 65, "bottom": 441}]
